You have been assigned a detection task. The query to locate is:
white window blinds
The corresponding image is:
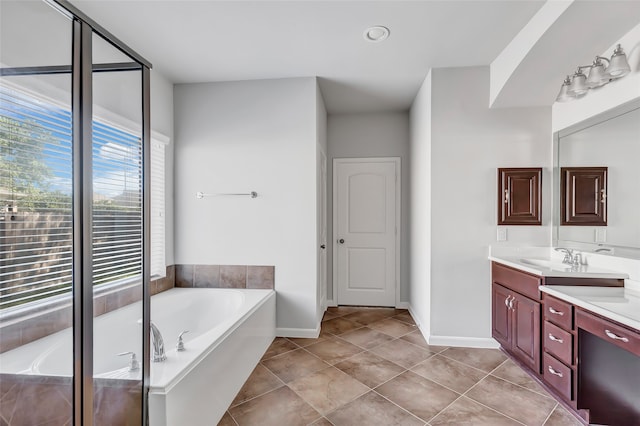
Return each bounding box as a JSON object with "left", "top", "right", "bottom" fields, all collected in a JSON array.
[{"left": 1, "top": 83, "right": 167, "bottom": 309}]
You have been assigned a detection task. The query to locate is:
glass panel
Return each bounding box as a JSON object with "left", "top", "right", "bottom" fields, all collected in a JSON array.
[
  {"left": 92, "top": 31, "right": 143, "bottom": 426},
  {"left": 0, "top": 1, "right": 73, "bottom": 424}
]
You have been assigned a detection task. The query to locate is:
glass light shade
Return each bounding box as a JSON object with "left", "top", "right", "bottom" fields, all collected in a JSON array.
[
  {"left": 606, "top": 44, "right": 631, "bottom": 78},
  {"left": 567, "top": 73, "right": 589, "bottom": 96},
  {"left": 556, "top": 77, "right": 574, "bottom": 102},
  {"left": 586, "top": 63, "right": 609, "bottom": 88}
]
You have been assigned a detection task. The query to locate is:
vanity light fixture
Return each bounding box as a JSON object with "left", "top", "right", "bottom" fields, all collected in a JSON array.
[
  {"left": 555, "top": 44, "right": 632, "bottom": 103},
  {"left": 363, "top": 26, "right": 390, "bottom": 43}
]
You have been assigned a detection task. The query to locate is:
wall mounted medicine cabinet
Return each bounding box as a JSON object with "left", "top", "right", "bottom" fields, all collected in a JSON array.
[
  {"left": 497, "top": 168, "right": 542, "bottom": 226},
  {"left": 560, "top": 167, "right": 607, "bottom": 226}
]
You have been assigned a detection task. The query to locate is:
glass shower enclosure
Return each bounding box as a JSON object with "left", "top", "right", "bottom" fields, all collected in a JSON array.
[{"left": 0, "top": 1, "right": 151, "bottom": 424}]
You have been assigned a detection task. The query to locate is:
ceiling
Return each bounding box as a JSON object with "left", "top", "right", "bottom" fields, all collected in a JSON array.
[{"left": 68, "top": 0, "right": 546, "bottom": 113}]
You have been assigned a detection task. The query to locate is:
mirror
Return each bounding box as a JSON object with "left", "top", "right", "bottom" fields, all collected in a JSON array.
[{"left": 555, "top": 101, "right": 640, "bottom": 253}]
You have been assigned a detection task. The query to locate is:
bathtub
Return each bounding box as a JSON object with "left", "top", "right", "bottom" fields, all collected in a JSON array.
[{"left": 0, "top": 287, "right": 276, "bottom": 425}]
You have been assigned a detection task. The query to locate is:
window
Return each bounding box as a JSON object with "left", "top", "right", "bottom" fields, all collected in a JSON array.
[{"left": 0, "top": 83, "right": 165, "bottom": 309}]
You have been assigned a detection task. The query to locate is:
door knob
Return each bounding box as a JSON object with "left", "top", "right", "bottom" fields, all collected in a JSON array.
[
  {"left": 338, "top": 239, "right": 345, "bottom": 244},
  {"left": 320, "top": 244, "right": 326, "bottom": 249}
]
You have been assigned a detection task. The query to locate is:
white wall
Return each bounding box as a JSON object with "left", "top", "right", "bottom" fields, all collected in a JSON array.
[
  {"left": 411, "top": 66, "right": 552, "bottom": 346},
  {"left": 326, "top": 112, "right": 411, "bottom": 306},
  {"left": 151, "top": 70, "right": 175, "bottom": 266},
  {"left": 552, "top": 22, "right": 640, "bottom": 132},
  {"left": 409, "top": 70, "right": 432, "bottom": 336},
  {"left": 173, "top": 77, "right": 321, "bottom": 335}
]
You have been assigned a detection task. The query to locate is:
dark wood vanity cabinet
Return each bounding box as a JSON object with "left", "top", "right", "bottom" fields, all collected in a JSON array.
[
  {"left": 491, "top": 261, "right": 636, "bottom": 424},
  {"left": 491, "top": 263, "right": 541, "bottom": 372},
  {"left": 497, "top": 168, "right": 542, "bottom": 225},
  {"left": 561, "top": 167, "right": 607, "bottom": 226}
]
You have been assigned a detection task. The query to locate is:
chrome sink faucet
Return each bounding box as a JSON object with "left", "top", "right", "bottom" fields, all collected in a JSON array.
[
  {"left": 554, "top": 247, "right": 574, "bottom": 265},
  {"left": 150, "top": 321, "right": 167, "bottom": 362}
]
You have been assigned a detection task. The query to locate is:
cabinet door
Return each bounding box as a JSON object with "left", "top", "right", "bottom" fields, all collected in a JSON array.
[
  {"left": 512, "top": 292, "right": 541, "bottom": 373},
  {"left": 560, "top": 167, "right": 607, "bottom": 226},
  {"left": 497, "top": 168, "right": 542, "bottom": 225},
  {"left": 492, "top": 284, "right": 511, "bottom": 349}
]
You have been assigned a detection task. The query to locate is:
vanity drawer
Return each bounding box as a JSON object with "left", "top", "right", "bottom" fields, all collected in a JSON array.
[
  {"left": 543, "top": 353, "right": 572, "bottom": 400},
  {"left": 492, "top": 262, "right": 541, "bottom": 300},
  {"left": 576, "top": 309, "right": 640, "bottom": 357},
  {"left": 543, "top": 296, "right": 573, "bottom": 330},
  {"left": 544, "top": 321, "right": 573, "bottom": 365}
]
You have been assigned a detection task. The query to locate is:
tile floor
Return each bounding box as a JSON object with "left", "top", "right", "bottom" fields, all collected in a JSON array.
[{"left": 218, "top": 307, "right": 583, "bottom": 426}]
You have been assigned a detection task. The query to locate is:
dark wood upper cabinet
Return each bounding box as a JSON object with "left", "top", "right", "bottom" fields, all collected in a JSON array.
[
  {"left": 497, "top": 168, "right": 542, "bottom": 225},
  {"left": 560, "top": 167, "right": 607, "bottom": 226}
]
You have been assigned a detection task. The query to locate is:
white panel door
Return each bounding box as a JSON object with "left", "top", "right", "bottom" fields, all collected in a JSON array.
[{"left": 335, "top": 158, "right": 399, "bottom": 307}]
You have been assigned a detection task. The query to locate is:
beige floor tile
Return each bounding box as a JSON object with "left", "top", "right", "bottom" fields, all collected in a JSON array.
[
  {"left": 371, "top": 338, "right": 435, "bottom": 368},
  {"left": 306, "top": 338, "right": 364, "bottom": 365},
  {"left": 543, "top": 405, "right": 583, "bottom": 426},
  {"left": 326, "top": 391, "right": 423, "bottom": 426},
  {"left": 310, "top": 417, "right": 334, "bottom": 426},
  {"left": 392, "top": 311, "right": 416, "bottom": 325},
  {"left": 338, "top": 327, "right": 395, "bottom": 349},
  {"left": 229, "top": 387, "right": 320, "bottom": 426},
  {"left": 439, "top": 347, "right": 507, "bottom": 373},
  {"left": 399, "top": 330, "right": 448, "bottom": 353},
  {"left": 411, "top": 354, "right": 486, "bottom": 393},
  {"left": 289, "top": 366, "right": 369, "bottom": 414},
  {"left": 322, "top": 312, "right": 340, "bottom": 322},
  {"left": 321, "top": 317, "right": 363, "bottom": 335},
  {"left": 288, "top": 334, "right": 330, "bottom": 348},
  {"left": 231, "top": 364, "right": 283, "bottom": 407},
  {"left": 375, "top": 371, "right": 459, "bottom": 422},
  {"left": 466, "top": 375, "right": 557, "bottom": 426},
  {"left": 217, "top": 411, "right": 237, "bottom": 426},
  {"left": 491, "top": 359, "right": 549, "bottom": 396},
  {"left": 261, "top": 338, "right": 298, "bottom": 361},
  {"left": 430, "top": 396, "right": 520, "bottom": 426},
  {"left": 341, "top": 310, "right": 389, "bottom": 325},
  {"left": 262, "top": 348, "right": 329, "bottom": 383},
  {"left": 326, "top": 306, "right": 362, "bottom": 317},
  {"left": 368, "top": 318, "right": 417, "bottom": 337},
  {"left": 334, "top": 351, "right": 405, "bottom": 388}
]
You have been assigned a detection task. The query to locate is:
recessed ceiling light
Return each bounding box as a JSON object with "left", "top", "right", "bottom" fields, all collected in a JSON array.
[{"left": 363, "top": 26, "right": 390, "bottom": 43}]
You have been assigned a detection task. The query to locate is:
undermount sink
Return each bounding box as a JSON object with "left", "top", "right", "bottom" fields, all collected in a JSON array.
[{"left": 519, "top": 258, "right": 573, "bottom": 271}]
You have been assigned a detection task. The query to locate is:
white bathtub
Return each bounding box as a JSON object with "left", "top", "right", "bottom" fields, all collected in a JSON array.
[{"left": 0, "top": 288, "right": 276, "bottom": 425}]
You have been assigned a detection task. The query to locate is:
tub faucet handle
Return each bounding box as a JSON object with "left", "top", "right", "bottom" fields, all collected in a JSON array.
[
  {"left": 117, "top": 351, "right": 140, "bottom": 372},
  {"left": 176, "top": 330, "right": 190, "bottom": 352}
]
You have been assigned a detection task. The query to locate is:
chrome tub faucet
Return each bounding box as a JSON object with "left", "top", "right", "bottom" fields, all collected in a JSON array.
[{"left": 150, "top": 321, "right": 167, "bottom": 362}]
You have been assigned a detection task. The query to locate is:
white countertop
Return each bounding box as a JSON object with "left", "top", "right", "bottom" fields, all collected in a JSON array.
[
  {"left": 540, "top": 285, "right": 640, "bottom": 331},
  {"left": 489, "top": 254, "right": 628, "bottom": 279}
]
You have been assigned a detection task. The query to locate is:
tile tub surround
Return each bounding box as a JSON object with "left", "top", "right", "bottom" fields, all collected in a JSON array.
[
  {"left": 175, "top": 264, "right": 275, "bottom": 289},
  {"left": 0, "top": 265, "right": 175, "bottom": 354},
  {"left": 219, "top": 307, "right": 582, "bottom": 426}
]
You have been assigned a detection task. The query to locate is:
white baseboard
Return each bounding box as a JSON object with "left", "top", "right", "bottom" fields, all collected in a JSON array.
[
  {"left": 395, "top": 301, "right": 410, "bottom": 309},
  {"left": 276, "top": 324, "right": 321, "bottom": 339},
  {"left": 326, "top": 299, "right": 337, "bottom": 307},
  {"left": 427, "top": 335, "right": 500, "bottom": 349},
  {"left": 407, "top": 304, "right": 499, "bottom": 349}
]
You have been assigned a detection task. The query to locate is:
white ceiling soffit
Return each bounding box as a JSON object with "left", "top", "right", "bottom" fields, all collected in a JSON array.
[
  {"left": 490, "top": 0, "right": 640, "bottom": 109},
  {"left": 67, "top": 0, "right": 545, "bottom": 114}
]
